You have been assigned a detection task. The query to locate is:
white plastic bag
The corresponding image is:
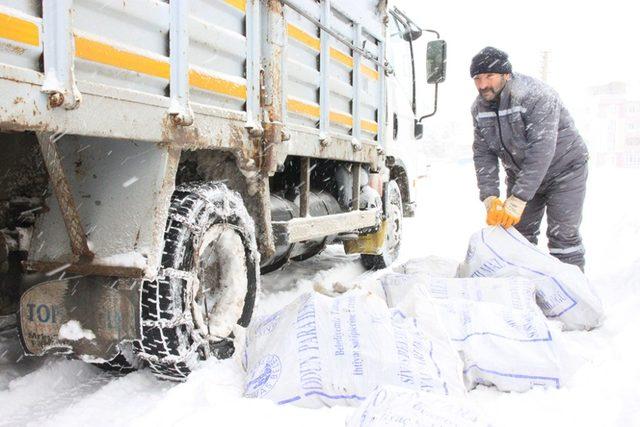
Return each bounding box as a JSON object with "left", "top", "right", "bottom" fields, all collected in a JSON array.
[
  {"left": 347, "top": 385, "right": 489, "bottom": 427},
  {"left": 457, "top": 227, "right": 604, "bottom": 330},
  {"left": 378, "top": 272, "right": 567, "bottom": 392},
  {"left": 243, "top": 290, "right": 465, "bottom": 408}
]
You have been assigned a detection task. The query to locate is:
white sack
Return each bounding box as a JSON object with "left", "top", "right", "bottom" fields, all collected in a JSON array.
[
  {"left": 243, "top": 290, "right": 465, "bottom": 408},
  {"left": 347, "top": 385, "right": 489, "bottom": 427},
  {"left": 379, "top": 272, "right": 537, "bottom": 311},
  {"left": 392, "top": 256, "right": 459, "bottom": 278},
  {"left": 457, "top": 227, "right": 604, "bottom": 330},
  {"left": 436, "top": 299, "right": 566, "bottom": 392},
  {"left": 379, "top": 272, "right": 567, "bottom": 392}
]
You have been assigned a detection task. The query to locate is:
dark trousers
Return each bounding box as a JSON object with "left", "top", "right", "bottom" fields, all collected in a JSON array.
[{"left": 508, "top": 164, "right": 588, "bottom": 270}]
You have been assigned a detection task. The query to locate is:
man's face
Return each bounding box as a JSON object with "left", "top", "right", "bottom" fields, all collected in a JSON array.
[{"left": 473, "top": 73, "right": 510, "bottom": 102}]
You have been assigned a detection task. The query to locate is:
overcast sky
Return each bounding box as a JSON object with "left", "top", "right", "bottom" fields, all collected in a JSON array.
[{"left": 395, "top": 0, "right": 639, "bottom": 129}]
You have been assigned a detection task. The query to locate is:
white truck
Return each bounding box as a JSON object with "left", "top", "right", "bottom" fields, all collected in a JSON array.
[{"left": 0, "top": 0, "right": 446, "bottom": 380}]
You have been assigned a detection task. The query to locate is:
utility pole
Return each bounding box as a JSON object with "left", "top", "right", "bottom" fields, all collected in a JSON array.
[{"left": 540, "top": 50, "right": 551, "bottom": 82}]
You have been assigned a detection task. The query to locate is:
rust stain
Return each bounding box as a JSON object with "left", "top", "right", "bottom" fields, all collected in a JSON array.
[
  {"left": 2, "top": 43, "right": 26, "bottom": 55},
  {"left": 23, "top": 260, "right": 145, "bottom": 278}
]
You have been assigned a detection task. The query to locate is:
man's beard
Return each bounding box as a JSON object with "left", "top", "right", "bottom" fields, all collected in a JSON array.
[{"left": 479, "top": 88, "right": 499, "bottom": 101}]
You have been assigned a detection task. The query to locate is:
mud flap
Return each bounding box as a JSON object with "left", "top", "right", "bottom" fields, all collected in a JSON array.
[
  {"left": 343, "top": 220, "right": 387, "bottom": 255},
  {"left": 19, "top": 277, "right": 141, "bottom": 362}
]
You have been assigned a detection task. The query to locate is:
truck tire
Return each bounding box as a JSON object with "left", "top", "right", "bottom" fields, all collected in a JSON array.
[
  {"left": 361, "top": 180, "right": 403, "bottom": 270},
  {"left": 136, "top": 182, "right": 259, "bottom": 381}
]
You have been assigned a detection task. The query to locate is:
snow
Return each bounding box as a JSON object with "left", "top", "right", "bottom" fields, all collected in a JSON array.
[
  {"left": 122, "top": 177, "right": 139, "bottom": 188},
  {"left": 98, "top": 251, "right": 146, "bottom": 269},
  {"left": 58, "top": 320, "right": 96, "bottom": 342},
  {"left": 0, "top": 162, "right": 639, "bottom": 426}
]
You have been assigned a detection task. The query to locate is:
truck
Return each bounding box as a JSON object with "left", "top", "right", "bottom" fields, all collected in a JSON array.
[{"left": 0, "top": 0, "right": 446, "bottom": 380}]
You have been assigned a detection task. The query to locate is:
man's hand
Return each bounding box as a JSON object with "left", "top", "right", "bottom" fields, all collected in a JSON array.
[
  {"left": 500, "top": 195, "right": 526, "bottom": 228},
  {"left": 483, "top": 196, "right": 504, "bottom": 226}
]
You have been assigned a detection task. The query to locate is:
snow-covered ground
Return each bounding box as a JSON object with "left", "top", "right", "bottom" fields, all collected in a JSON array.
[{"left": 1, "top": 161, "right": 638, "bottom": 426}]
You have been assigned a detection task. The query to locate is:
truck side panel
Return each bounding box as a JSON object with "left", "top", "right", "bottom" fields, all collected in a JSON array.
[{"left": 283, "top": 0, "right": 384, "bottom": 145}]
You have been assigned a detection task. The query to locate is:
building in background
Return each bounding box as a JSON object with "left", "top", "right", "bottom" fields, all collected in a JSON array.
[{"left": 584, "top": 82, "right": 640, "bottom": 168}]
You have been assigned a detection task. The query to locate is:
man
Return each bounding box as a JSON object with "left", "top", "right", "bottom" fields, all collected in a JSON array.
[{"left": 470, "top": 47, "right": 589, "bottom": 270}]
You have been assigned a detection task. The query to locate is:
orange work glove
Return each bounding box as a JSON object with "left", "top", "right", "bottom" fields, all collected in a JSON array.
[
  {"left": 500, "top": 195, "right": 526, "bottom": 228},
  {"left": 483, "top": 196, "right": 504, "bottom": 226}
]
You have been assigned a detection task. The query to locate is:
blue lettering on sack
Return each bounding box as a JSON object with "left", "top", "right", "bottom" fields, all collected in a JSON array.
[
  {"left": 296, "top": 297, "right": 323, "bottom": 391},
  {"left": 347, "top": 296, "right": 363, "bottom": 376},
  {"left": 331, "top": 298, "right": 345, "bottom": 356},
  {"left": 470, "top": 258, "right": 507, "bottom": 277},
  {"left": 480, "top": 229, "right": 578, "bottom": 317},
  {"left": 245, "top": 354, "right": 282, "bottom": 398}
]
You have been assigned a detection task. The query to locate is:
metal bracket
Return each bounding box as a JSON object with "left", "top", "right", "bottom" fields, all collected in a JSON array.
[
  {"left": 41, "top": 0, "right": 82, "bottom": 109},
  {"left": 36, "top": 132, "right": 93, "bottom": 261},
  {"left": 261, "top": 0, "right": 286, "bottom": 175},
  {"left": 352, "top": 163, "right": 361, "bottom": 210},
  {"left": 245, "top": 0, "right": 262, "bottom": 136},
  {"left": 352, "top": 23, "right": 363, "bottom": 143},
  {"left": 168, "top": 0, "right": 194, "bottom": 126},
  {"left": 299, "top": 157, "right": 310, "bottom": 217},
  {"left": 318, "top": 0, "right": 331, "bottom": 146},
  {"left": 272, "top": 209, "right": 378, "bottom": 243}
]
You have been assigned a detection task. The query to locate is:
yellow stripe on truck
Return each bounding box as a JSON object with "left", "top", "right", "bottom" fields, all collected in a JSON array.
[
  {"left": 287, "top": 97, "right": 378, "bottom": 132},
  {"left": 287, "top": 24, "right": 321, "bottom": 51},
  {"left": 74, "top": 35, "right": 170, "bottom": 80},
  {"left": 224, "top": 0, "right": 246, "bottom": 13},
  {"left": 361, "top": 119, "right": 378, "bottom": 134},
  {"left": 360, "top": 65, "right": 379, "bottom": 81},
  {"left": 0, "top": 12, "right": 40, "bottom": 47},
  {"left": 330, "top": 48, "right": 353, "bottom": 69},
  {"left": 329, "top": 110, "right": 353, "bottom": 128},
  {"left": 287, "top": 97, "right": 321, "bottom": 118},
  {"left": 189, "top": 69, "right": 247, "bottom": 100},
  {"left": 75, "top": 35, "right": 247, "bottom": 100},
  {"left": 287, "top": 23, "right": 379, "bottom": 81}
]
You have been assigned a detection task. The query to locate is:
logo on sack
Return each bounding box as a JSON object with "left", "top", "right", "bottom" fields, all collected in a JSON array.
[
  {"left": 255, "top": 312, "right": 280, "bottom": 336},
  {"left": 245, "top": 354, "right": 282, "bottom": 398}
]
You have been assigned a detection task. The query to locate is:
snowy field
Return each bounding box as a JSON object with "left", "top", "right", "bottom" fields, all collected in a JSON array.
[{"left": 1, "top": 161, "right": 639, "bottom": 426}]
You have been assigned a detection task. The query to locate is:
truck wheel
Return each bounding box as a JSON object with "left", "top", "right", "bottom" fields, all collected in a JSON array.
[
  {"left": 361, "top": 180, "right": 403, "bottom": 270},
  {"left": 136, "top": 182, "right": 259, "bottom": 381}
]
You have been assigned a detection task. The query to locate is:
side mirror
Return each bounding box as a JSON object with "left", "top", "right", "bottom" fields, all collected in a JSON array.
[{"left": 427, "top": 40, "right": 447, "bottom": 84}]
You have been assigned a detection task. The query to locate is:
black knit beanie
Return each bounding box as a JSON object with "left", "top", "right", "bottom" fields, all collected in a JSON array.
[{"left": 470, "top": 47, "right": 512, "bottom": 77}]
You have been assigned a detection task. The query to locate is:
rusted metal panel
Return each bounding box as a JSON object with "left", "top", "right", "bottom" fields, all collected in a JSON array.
[
  {"left": 281, "top": 126, "right": 384, "bottom": 170},
  {"left": 0, "top": 68, "right": 253, "bottom": 151},
  {"left": 27, "top": 135, "right": 179, "bottom": 279},
  {"left": 19, "top": 276, "right": 140, "bottom": 360},
  {"left": 261, "top": 0, "right": 285, "bottom": 175},
  {"left": 22, "top": 261, "right": 145, "bottom": 278}
]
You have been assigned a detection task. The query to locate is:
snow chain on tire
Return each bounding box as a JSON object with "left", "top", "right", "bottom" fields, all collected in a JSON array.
[
  {"left": 135, "top": 182, "right": 259, "bottom": 381},
  {"left": 91, "top": 353, "right": 137, "bottom": 375}
]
